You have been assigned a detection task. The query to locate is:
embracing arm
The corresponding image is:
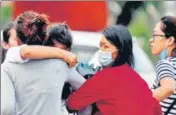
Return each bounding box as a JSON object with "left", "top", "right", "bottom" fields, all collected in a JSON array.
[
  {"left": 21, "top": 45, "right": 66, "bottom": 59},
  {"left": 21, "top": 45, "right": 77, "bottom": 67},
  {"left": 6, "top": 45, "right": 77, "bottom": 67}
]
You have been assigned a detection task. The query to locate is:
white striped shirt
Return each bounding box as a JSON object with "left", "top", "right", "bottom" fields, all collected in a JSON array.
[{"left": 152, "top": 57, "right": 176, "bottom": 115}]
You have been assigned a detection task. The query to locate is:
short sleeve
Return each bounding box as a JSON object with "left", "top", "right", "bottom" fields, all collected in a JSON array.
[
  {"left": 5, "top": 45, "right": 29, "bottom": 63},
  {"left": 156, "top": 60, "right": 175, "bottom": 81},
  {"left": 68, "top": 66, "right": 86, "bottom": 90}
]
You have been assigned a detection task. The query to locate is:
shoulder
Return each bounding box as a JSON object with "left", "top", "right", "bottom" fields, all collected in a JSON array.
[
  {"left": 1, "top": 61, "right": 14, "bottom": 80},
  {"left": 1, "top": 61, "right": 13, "bottom": 71},
  {"left": 155, "top": 59, "right": 175, "bottom": 80},
  {"left": 156, "top": 59, "right": 174, "bottom": 71},
  {"left": 96, "top": 64, "right": 129, "bottom": 76},
  {"left": 46, "top": 59, "right": 67, "bottom": 65},
  {"left": 108, "top": 64, "right": 131, "bottom": 73},
  {"left": 32, "top": 59, "right": 68, "bottom": 68}
]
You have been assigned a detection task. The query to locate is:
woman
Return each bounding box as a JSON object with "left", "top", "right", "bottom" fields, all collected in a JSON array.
[
  {"left": 65, "top": 25, "right": 162, "bottom": 115},
  {"left": 150, "top": 16, "right": 176, "bottom": 115},
  {"left": 6, "top": 25, "right": 162, "bottom": 115},
  {"left": 1, "top": 22, "right": 18, "bottom": 63}
]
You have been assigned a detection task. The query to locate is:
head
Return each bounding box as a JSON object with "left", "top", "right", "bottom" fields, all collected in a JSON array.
[
  {"left": 1, "top": 22, "right": 19, "bottom": 63},
  {"left": 99, "top": 25, "right": 134, "bottom": 67},
  {"left": 45, "top": 24, "right": 73, "bottom": 50},
  {"left": 150, "top": 16, "right": 176, "bottom": 58},
  {"left": 1, "top": 22, "right": 18, "bottom": 50},
  {"left": 15, "top": 10, "right": 49, "bottom": 45}
]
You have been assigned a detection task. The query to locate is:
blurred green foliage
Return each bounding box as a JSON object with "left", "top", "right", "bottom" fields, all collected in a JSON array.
[
  {"left": 128, "top": 6, "right": 159, "bottom": 64},
  {"left": 1, "top": 3, "right": 12, "bottom": 29}
]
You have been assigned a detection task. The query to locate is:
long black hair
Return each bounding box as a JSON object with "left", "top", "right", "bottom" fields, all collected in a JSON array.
[
  {"left": 160, "top": 16, "right": 176, "bottom": 57},
  {"left": 102, "top": 25, "right": 134, "bottom": 68}
]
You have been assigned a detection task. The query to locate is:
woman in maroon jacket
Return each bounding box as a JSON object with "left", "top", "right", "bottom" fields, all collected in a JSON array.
[{"left": 67, "top": 25, "right": 162, "bottom": 115}]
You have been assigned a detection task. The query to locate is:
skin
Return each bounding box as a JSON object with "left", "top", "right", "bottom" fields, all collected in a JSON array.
[
  {"left": 20, "top": 34, "right": 119, "bottom": 68},
  {"left": 150, "top": 22, "right": 175, "bottom": 56},
  {"left": 149, "top": 21, "right": 176, "bottom": 101},
  {"left": 99, "top": 35, "right": 118, "bottom": 60},
  {"left": 2, "top": 28, "right": 19, "bottom": 50},
  {"left": 2, "top": 27, "right": 77, "bottom": 67}
]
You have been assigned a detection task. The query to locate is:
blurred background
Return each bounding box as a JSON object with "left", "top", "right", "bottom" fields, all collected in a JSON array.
[
  {"left": 1, "top": 1, "right": 176, "bottom": 88},
  {"left": 1, "top": 1, "right": 176, "bottom": 63}
]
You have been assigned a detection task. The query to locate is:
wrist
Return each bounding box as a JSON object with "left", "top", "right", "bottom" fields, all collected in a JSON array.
[{"left": 59, "top": 49, "right": 68, "bottom": 60}]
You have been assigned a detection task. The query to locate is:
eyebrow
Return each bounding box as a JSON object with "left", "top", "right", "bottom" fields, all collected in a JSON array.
[{"left": 100, "top": 41, "right": 104, "bottom": 44}]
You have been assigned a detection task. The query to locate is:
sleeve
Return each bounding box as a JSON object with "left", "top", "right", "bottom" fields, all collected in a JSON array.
[
  {"left": 1, "top": 67, "right": 16, "bottom": 115},
  {"left": 5, "top": 45, "right": 29, "bottom": 63},
  {"left": 78, "top": 105, "right": 92, "bottom": 115},
  {"left": 67, "top": 72, "right": 106, "bottom": 110},
  {"left": 76, "top": 63, "right": 98, "bottom": 77},
  {"left": 156, "top": 60, "right": 175, "bottom": 81},
  {"left": 68, "top": 66, "right": 93, "bottom": 115},
  {"left": 68, "top": 66, "right": 86, "bottom": 90}
]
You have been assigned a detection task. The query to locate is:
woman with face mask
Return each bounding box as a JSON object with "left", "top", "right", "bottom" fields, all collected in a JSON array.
[
  {"left": 66, "top": 25, "right": 162, "bottom": 115},
  {"left": 150, "top": 16, "right": 176, "bottom": 115}
]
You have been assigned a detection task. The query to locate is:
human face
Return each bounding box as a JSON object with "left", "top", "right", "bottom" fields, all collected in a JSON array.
[
  {"left": 150, "top": 22, "right": 171, "bottom": 55},
  {"left": 8, "top": 28, "right": 19, "bottom": 47},
  {"left": 99, "top": 35, "right": 118, "bottom": 60},
  {"left": 53, "top": 39, "right": 68, "bottom": 50},
  {"left": 2, "top": 28, "right": 19, "bottom": 50}
]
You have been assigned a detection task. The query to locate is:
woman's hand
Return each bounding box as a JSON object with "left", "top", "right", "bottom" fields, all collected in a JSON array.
[{"left": 62, "top": 51, "right": 78, "bottom": 68}]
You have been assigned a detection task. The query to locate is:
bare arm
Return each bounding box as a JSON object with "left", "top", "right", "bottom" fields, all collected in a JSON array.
[
  {"left": 153, "top": 77, "right": 176, "bottom": 101},
  {"left": 20, "top": 45, "right": 77, "bottom": 67}
]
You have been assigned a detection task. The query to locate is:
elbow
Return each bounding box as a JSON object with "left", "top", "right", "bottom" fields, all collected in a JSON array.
[
  {"left": 67, "top": 97, "right": 83, "bottom": 110},
  {"left": 167, "top": 87, "right": 175, "bottom": 95},
  {"left": 67, "top": 99, "right": 79, "bottom": 110},
  {"left": 20, "top": 47, "right": 30, "bottom": 59}
]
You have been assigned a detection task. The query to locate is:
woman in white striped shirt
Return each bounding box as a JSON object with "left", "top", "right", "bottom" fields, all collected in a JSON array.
[{"left": 150, "top": 16, "right": 176, "bottom": 115}]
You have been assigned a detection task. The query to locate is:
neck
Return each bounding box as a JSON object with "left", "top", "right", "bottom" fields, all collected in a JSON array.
[{"left": 168, "top": 46, "right": 176, "bottom": 57}]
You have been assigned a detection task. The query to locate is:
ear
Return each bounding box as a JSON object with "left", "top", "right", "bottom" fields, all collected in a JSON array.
[
  {"left": 2, "top": 42, "right": 9, "bottom": 50},
  {"left": 168, "top": 36, "right": 175, "bottom": 46}
]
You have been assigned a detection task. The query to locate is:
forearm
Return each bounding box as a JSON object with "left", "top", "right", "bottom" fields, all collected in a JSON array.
[
  {"left": 20, "top": 45, "right": 67, "bottom": 60},
  {"left": 153, "top": 86, "right": 174, "bottom": 101}
]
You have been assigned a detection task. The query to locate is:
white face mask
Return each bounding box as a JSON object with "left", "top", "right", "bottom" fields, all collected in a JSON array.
[{"left": 98, "top": 50, "right": 115, "bottom": 67}]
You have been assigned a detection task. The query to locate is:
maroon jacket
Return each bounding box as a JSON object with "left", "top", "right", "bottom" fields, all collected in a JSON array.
[{"left": 67, "top": 64, "right": 162, "bottom": 115}]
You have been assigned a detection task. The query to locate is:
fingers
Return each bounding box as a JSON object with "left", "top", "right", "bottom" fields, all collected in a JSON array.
[{"left": 63, "top": 52, "right": 78, "bottom": 68}]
